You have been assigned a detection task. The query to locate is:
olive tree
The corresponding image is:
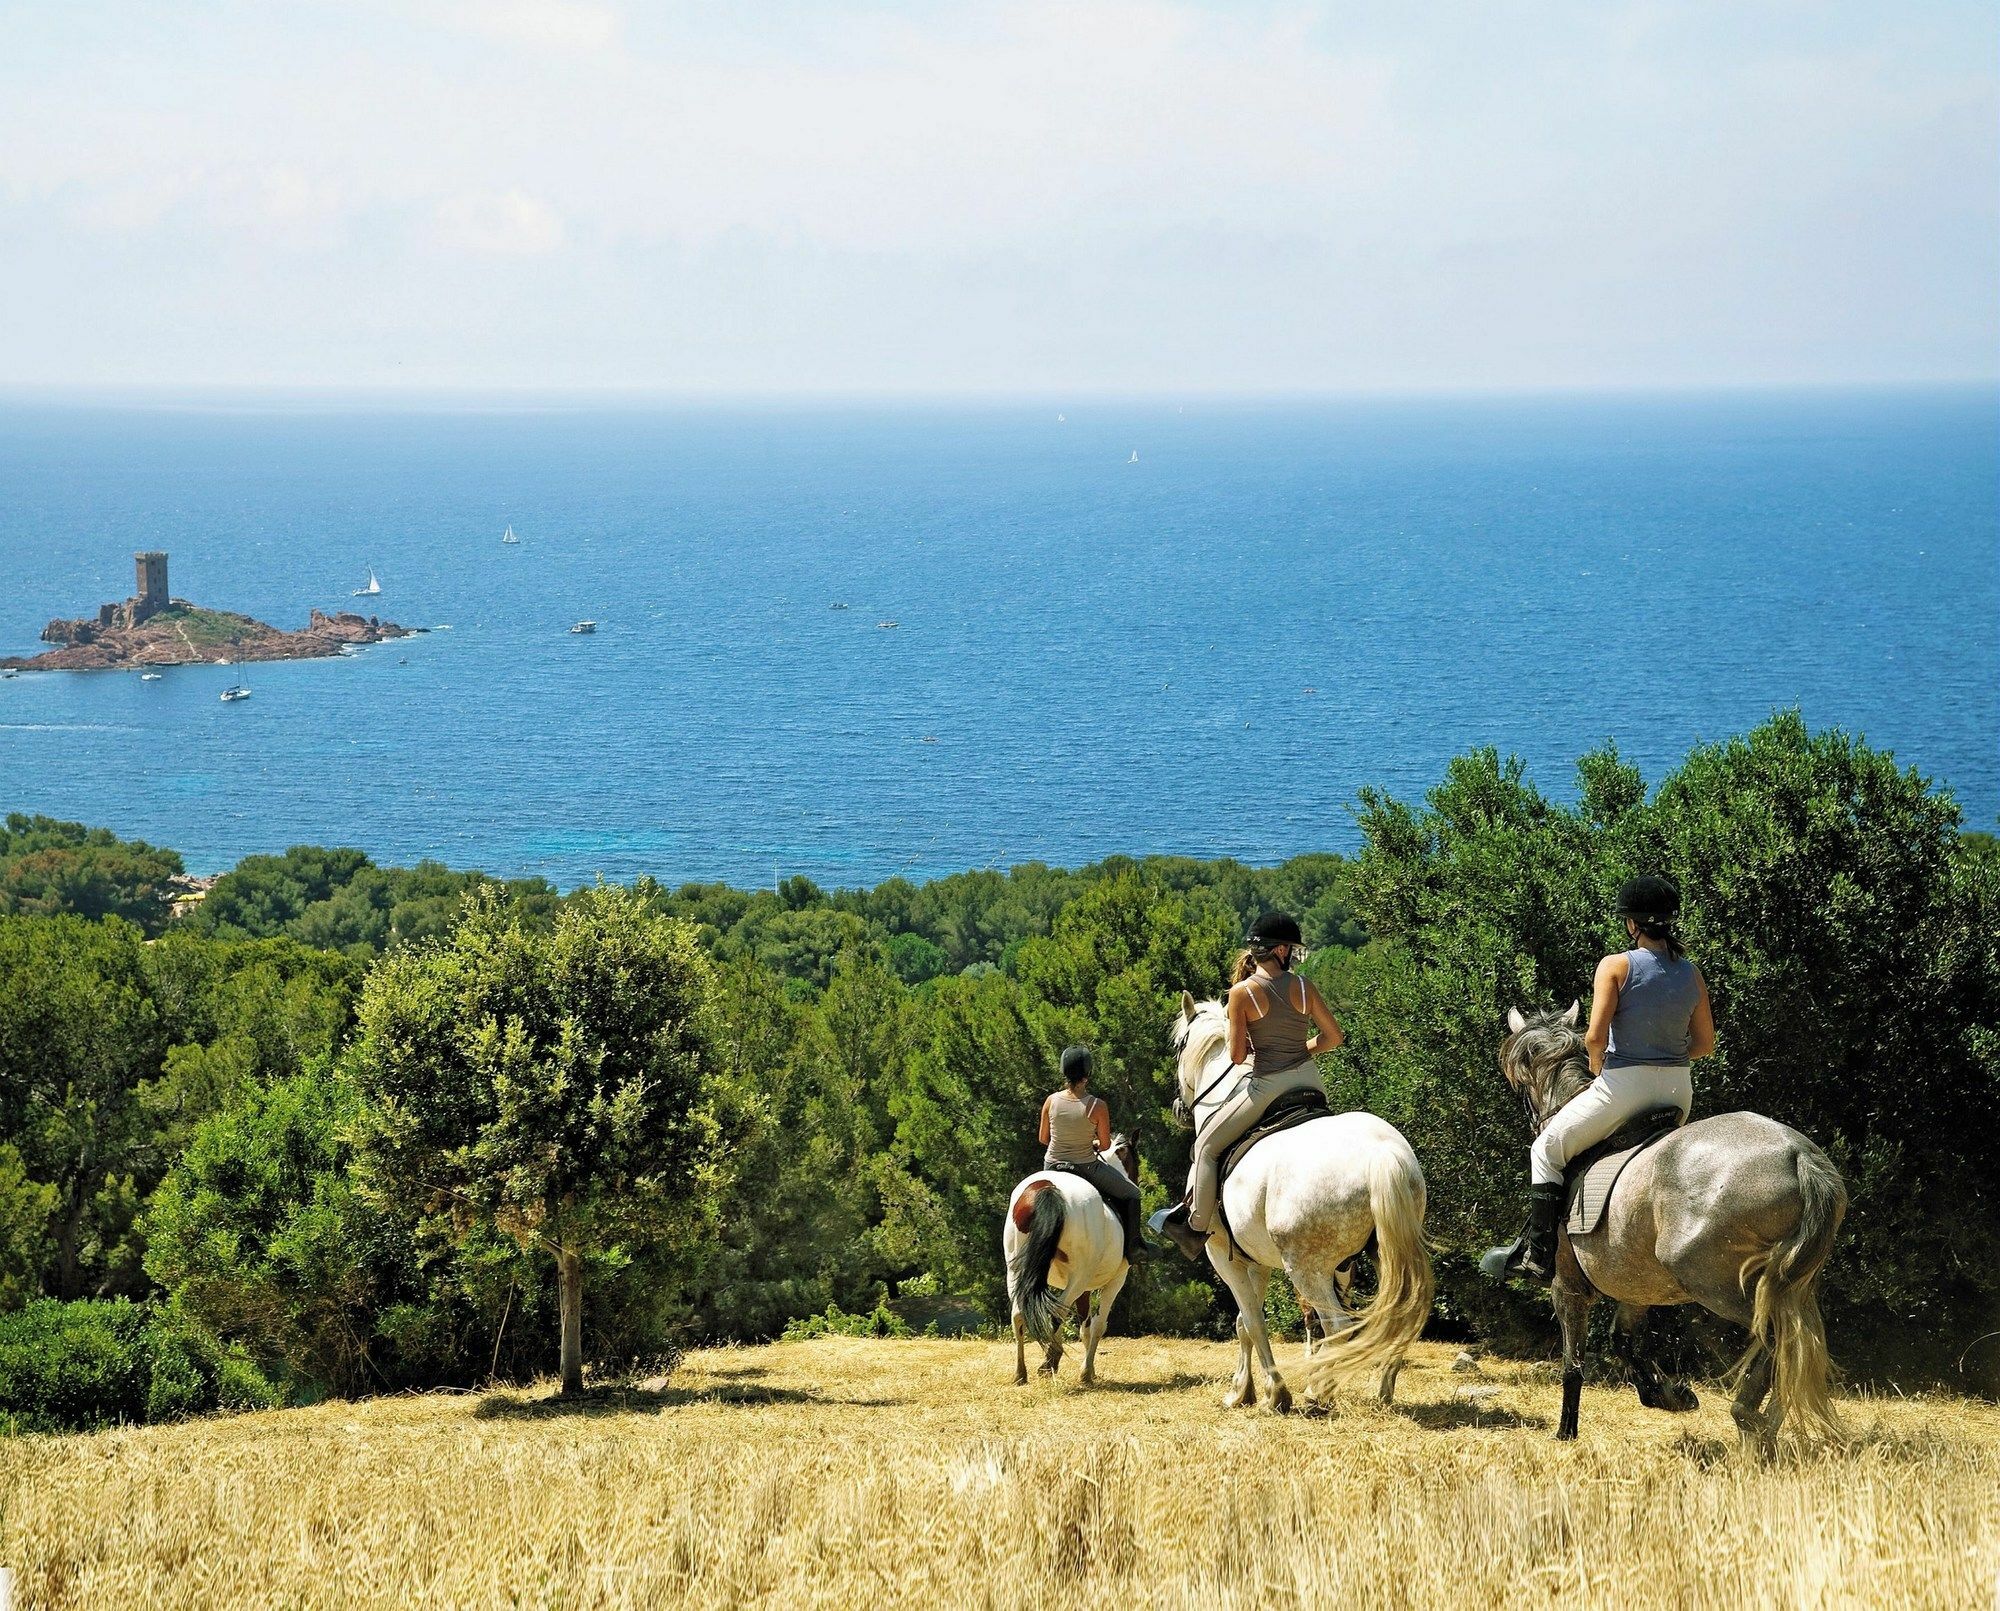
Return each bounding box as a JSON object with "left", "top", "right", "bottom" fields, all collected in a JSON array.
[{"left": 351, "top": 885, "right": 728, "bottom": 1394}]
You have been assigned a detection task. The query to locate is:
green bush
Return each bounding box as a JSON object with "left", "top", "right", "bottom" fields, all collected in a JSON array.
[
  {"left": 0, "top": 1298, "right": 280, "bottom": 1434},
  {"left": 780, "top": 1299, "right": 911, "bottom": 1340},
  {"left": 0, "top": 1299, "right": 152, "bottom": 1432}
]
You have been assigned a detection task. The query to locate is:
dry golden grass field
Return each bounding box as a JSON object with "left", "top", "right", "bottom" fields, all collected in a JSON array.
[{"left": 2, "top": 1336, "right": 1997, "bottom": 1608}]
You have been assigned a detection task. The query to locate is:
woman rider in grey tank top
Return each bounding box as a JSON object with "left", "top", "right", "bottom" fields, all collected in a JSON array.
[
  {"left": 1484, "top": 875, "right": 1718, "bottom": 1284},
  {"left": 1156, "top": 911, "right": 1346, "bottom": 1261}
]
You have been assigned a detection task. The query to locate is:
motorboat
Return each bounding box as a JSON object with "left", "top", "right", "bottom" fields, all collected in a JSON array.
[
  {"left": 569, "top": 620, "right": 597, "bottom": 635},
  {"left": 877, "top": 620, "right": 898, "bottom": 630},
  {"left": 141, "top": 672, "right": 163, "bottom": 681}
]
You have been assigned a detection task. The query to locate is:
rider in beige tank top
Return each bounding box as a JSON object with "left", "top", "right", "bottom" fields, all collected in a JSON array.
[
  {"left": 1245, "top": 974, "right": 1313, "bottom": 1072},
  {"left": 1044, "top": 1088, "right": 1103, "bottom": 1167}
]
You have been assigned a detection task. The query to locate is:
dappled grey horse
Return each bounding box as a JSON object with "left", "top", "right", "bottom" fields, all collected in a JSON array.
[{"left": 1500, "top": 1004, "right": 1847, "bottom": 1451}]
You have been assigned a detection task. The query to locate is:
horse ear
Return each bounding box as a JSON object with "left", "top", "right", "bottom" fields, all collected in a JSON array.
[
  {"left": 1506, "top": 1007, "right": 1527, "bottom": 1035},
  {"left": 1180, "top": 990, "right": 1198, "bottom": 1022},
  {"left": 1564, "top": 999, "right": 1582, "bottom": 1027}
]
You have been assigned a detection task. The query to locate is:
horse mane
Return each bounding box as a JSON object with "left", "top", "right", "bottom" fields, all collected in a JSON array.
[
  {"left": 1504, "top": 1008, "right": 1593, "bottom": 1126},
  {"left": 1174, "top": 999, "right": 1230, "bottom": 1074}
]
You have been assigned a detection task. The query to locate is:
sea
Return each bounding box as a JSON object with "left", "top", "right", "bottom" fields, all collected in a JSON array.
[{"left": 1, "top": 388, "right": 1994, "bottom": 891}]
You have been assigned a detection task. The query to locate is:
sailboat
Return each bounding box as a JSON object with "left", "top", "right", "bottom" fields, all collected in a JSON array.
[
  {"left": 1127, "top": 450, "right": 1140, "bottom": 464},
  {"left": 352, "top": 569, "right": 381, "bottom": 597},
  {"left": 501, "top": 525, "right": 520, "bottom": 544}
]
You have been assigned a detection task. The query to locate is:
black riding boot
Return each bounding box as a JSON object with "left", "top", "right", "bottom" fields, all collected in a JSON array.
[
  {"left": 1480, "top": 1183, "right": 1564, "bottom": 1285},
  {"left": 1118, "top": 1198, "right": 1151, "bottom": 1263}
]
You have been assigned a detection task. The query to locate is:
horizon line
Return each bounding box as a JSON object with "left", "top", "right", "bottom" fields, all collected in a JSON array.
[{"left": 1, "top": 376, "right": 1995, "bottom": 414}]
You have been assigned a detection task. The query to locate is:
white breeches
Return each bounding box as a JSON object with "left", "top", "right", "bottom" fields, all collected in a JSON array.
[{"left": 1529, "top": 1064, "right": 1692, "bottom": 1186}]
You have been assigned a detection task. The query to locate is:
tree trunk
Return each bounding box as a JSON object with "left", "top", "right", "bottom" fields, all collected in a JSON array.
[{"left": 557, "top": 1245, "right": 585, "bottom": 1396}]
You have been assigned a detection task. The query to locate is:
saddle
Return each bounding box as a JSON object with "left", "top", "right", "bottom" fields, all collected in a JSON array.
[
  {"left": 1214, "top": 1086, "right": 1331, "bottom": 1251},
  {"left": 1564, "top": 1105, "right": 1685, "bottom": 1236}
]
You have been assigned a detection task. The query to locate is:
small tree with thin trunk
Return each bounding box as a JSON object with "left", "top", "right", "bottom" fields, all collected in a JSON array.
[{"left": 351, "top": 884, "right": 725, "bottom": 1394}]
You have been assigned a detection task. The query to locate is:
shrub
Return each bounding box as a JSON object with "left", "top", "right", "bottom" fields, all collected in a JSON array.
[
  {"left": 780, "top": 1299, "right": 911, "bottom": 1340},
  {"left": 0, "top": 1298, "right": 280, "bottom": 1434},
  {"left": 0, "top": 1299, "right": 152, "bottom": 1432}
]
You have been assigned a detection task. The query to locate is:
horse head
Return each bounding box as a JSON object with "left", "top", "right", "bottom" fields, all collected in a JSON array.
[
  {"left": 1499, "top": 1000, "right": 1591, "bottom": 1131},
  {"left": 1106, "top": 1130, "right": 1140, "bottom": 1184},
  {"left": 1171, "top": 989, "right": 1231, "bottom": 1128}
]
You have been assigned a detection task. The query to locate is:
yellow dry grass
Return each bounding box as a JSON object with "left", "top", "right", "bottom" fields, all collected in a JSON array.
[{"left": 2, "top": 1337, "right": 1997, "bottom": 1608}]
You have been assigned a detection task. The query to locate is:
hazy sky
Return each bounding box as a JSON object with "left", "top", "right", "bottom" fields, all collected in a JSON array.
[{"left": 2, "top": 1, "right": 1994, "bottom": 392}]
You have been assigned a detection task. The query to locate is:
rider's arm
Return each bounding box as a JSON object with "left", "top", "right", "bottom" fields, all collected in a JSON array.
[
  {"left": 1584, "top": 953, "right": 1625, "bottom": 1074},
  {"left": 1303, "top": 979, "right": 1345, "bottom": 1054},
  {"left": 1038, "top": 1096, "right": 1051, "bottom": 1148},
  {"left": 1091, "top": 1098, "right": 1111, "bottom": 1153},
  {"left": 1687, "top": 968, "right": 1716, "bottom": 1060},
  {"left": 1227, "top": 982, "right": 1252, "bottom": 1064}
]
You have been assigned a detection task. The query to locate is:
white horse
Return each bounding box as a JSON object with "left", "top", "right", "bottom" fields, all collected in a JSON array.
[
  {"left": 1172, "top": 993, "right": 1434, "bottom": 1411},
  {"left": 1003, "top": 1135, "right": 1138, "bottom": 1385}
]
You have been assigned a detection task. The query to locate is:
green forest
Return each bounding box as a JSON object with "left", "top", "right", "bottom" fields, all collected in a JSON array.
[{"left": 2, "top": 712, "right": 1996, "bottom": 1431}]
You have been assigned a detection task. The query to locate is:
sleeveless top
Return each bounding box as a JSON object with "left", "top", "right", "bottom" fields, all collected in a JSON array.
[
  {"left": 1044, "top": 1089, "right": 1102, "bottom": 1166},
  {"left": 1245, "top": 973, "right": 1313, "bottom": 1073},
  {"left": 1606, "top": 948, "right": 1701, "bottom": 1069}
]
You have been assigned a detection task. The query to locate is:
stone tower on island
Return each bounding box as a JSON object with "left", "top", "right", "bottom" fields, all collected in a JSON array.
[{"left": 93, "top": 551, "right": 171, "bottom": 630}]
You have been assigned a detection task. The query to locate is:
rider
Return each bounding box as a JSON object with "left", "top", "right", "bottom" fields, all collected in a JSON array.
[
  {"left": 1157, "top": 911, "right": 1344, "bottom": 1261},
  {"left": 1485, "top": 874, "right": 1717, "bottom": 1284},
  {"left": 1040, "top": 1046, "right": 1149, "bottom": 1263}
]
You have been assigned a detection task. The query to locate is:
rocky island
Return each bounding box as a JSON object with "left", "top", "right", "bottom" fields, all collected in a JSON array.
[{"left": 1, "top": 551, "right": 420, "bottom": 672}]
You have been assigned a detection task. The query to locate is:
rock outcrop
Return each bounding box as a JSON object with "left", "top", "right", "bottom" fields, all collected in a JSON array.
[{"left": 3, "top": 603, "right": 420, "bottom": 672}]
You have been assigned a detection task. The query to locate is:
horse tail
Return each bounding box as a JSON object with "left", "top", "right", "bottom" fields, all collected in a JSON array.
[
  {"left": 1306, "top": 1142, "right": 1434, "bottom": 1402},
  {"left": 1009, "top": 1183, "right": 1069, "bottom": 1346},
  {"left": 1732, "top": 1144, "right": 1848, "bottom": 1444}
]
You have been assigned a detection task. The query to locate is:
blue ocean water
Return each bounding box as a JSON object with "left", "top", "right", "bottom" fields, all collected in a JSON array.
[{"left": 1, "top": 390, "right": 1994, "bottom": 888}]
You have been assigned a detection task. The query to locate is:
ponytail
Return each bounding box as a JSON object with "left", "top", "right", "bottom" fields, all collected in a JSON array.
[
  {"left": 1633, "top": 915, "right": 1686, "bottom": 962},
  {"left": 1231, "top": 943, "right": 1291, "bottom": 985}
]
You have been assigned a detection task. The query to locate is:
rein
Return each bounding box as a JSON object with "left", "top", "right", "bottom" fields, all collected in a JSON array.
[{"left": 1175, "top": 1052, "right": 1245, "bottom": 1129}]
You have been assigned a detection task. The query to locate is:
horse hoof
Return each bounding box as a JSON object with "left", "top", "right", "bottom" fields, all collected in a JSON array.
[
  {"left": 1665, "top": 1383, "right": 1699, "bottom": 1413},
  {"left": 1037, "top": 1365, "right": 1058, "bottom": 1378},
  {"left": 1080, "top": 1372, "right": 1096, "bottom": 1387},
  {"left": 1014, "top": 1373, "right": 1028, "bottom": 1387},
  {"left": 1222, "top": 1388, "right": 1252, "bottom": 1410},
  {"left": 1269, "top": 1385, "right": 1293, "bottom": 1415}
]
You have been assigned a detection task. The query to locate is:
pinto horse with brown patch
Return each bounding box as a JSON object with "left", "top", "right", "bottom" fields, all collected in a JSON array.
[{"left": 1004, "top": 1134, "right": 1139, "bottom": 1385}]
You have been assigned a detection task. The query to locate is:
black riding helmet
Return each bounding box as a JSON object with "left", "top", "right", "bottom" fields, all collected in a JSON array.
[
  {"left": 1059, "top": 1045, "right": 1093, "bottom": 1085},
  {"left": 1247, "top": 911, "right": 1303, "bottom": 949},
  {"left": 1616, "top": 875, "right": 1680, "bottom": 921}
]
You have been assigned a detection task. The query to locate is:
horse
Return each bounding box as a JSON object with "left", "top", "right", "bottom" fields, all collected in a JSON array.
[
  {"left": 1004, "top": 1133, "right": 1140, "bottom": 1386},
  {"left": 1171, "top": 994, "right": 1434, "bottom": 1411},
  {"left": 1500, "top": 1002, "right": 1848, "bottom": 1451}
]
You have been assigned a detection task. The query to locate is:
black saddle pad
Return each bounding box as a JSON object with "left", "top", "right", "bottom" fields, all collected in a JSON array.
[
  {"left": 1218, "top": 1086, "right": 1331, "bottom": 1185},
  {"left": 1564, "top": 1104, "right": 1684, "bottom": 1235}
]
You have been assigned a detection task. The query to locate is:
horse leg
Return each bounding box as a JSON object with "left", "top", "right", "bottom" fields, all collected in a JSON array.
[
  {"left": 1615, "top": 1303, "right": 1698, "bottom": 1413},
  {"left": 1012, "top": 1308, "right": 1028, "bottom": 1386},
  {"left": 1040, "top": 1277, "right": 1087, "bottom": 1377},
  {"left": 1729, "top": 1341, "right": 1778, "bottom": 1456},
  {"left": 1081, "top": 1269, "right": 1127, "bottom": 1387},
  {"left": 1552, "top": 1274, "right": 1594, "bottom": 1442},
  {"left": 1208, "top": 1253, "right": 1270, "bottom": 1408},
  {"left": 1287, "top": 1265, "right": 1355, "bottom": 1411},
  {"left": 1216, "top": 1256, "right": 1288, "bottom": 1413}
]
